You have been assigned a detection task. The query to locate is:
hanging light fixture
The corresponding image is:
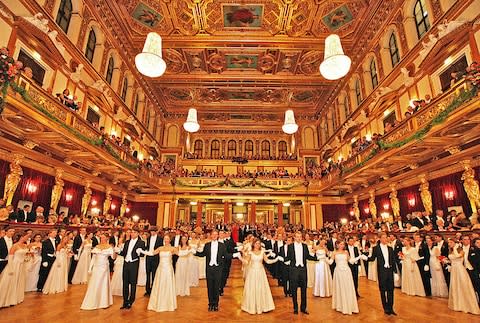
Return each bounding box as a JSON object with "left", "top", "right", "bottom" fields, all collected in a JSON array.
[
  {"left": 183, "top": 108, "right": 200, "bottom": 133},
  {"left": 282, "top": 109, "right": 298, "bottom": 134},
  {"left": 320, "top": 34, "right": 351, "bottom": 80},
  {"left": 135, "top": 32, "right": 167, "bottom": 78}
]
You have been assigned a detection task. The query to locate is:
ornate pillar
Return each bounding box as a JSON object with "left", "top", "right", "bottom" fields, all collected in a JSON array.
[
  {"left": 368, "top": 189, "right": 377, "bottom": 221},
  {"left": 223, "top": 201, "right": 230, "bottom": 223},
  {"left": 418, "top": 174, "right": 433, "bottom": 214},
  {"left": 277, "top": 203, "right": 283, "bottom": 226},
  {"left": 389, "top": 184, "right": 400, "bottom": 218},
  {"left": 103, "top": 186, "right": 112, "bottom": 215},
  {"left": 81, "top": 181, "right": 92, "bottom": 217},
  {"left": 352, "top": 195, "right": 360, "bottom": 221},
  {"left": 3, "top": 154, "right": 23, "bottom": 205},
  {"left": 250, "top": 201, "right": 256, "bottom": 224},
  {"left": 196, "top": 201, "right": 203, "bottom": 226},
  {"left": 461, "top": 160, "right": 480, "bottom": 214},
  {"left": 120, "top": 191, "right": 128, "bottom": 217},
  {"left": 50, "top": 168, "right": 64, "bottom": 212},
  {"left": 185, "top": 132, "right": 191, "bottom": 154}
]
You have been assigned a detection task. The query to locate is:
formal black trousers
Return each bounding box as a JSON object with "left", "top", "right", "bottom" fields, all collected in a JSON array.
[
  {"left": 290, "top": 266, "right": 307, "bottom": 311},
  {"left": 123, "top": 261, "right": 140, "bottom": 306},
  {"left": 37, "top": 259, "right": 55, "bottom": 290},
  {"left": 206, "top": 265, "right": 222, "bottom": 307}
]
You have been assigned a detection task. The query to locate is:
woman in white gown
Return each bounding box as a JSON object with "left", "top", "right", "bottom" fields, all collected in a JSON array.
[
  {"left": 176, "top": 236, "right": 194, "bottom": 296},
  {"left": 111, "top": 240, "right": 125, "bottom": 297},
  {"left": 81, "top": 234, "right": 114, "bottom": 310},
  {"left": 313, "top": 239, "right": 332, "bottom": 297},
  {"left": 0, "top": 232, "right": 30, "bottom": 308},
  {"left": 400, "top": 237, "right": 425, "bottom": 297},
  {"left": 426, "top": 237, "right": 448, "bottom": 298},
  {"left": 368, "top": 239, "right": 378, "bottom": 282},
  {"left": 43, "top": 236, "right": 70, "bottom": 295},
  {"left": 447, "top": 239, "right": 480, "bottom": 315},
  {"left": 72, "top": 233, "right": 93, "bottom": 285},
  {"left": 25, "top": 233, "right": 42, "bottom": 292},
  {"left": 189, "top": 234, "right": 200, "bottom": 287},
  {"left": 331, "top": 241, "right": 359, "bottom": 315},
  {"left": 143, "top": 234, "right": 178, "bottom": 312},
  {"left": 197, "top": 234, "right": 207, "bottom": 279},
  {"left": 137, "top": 233, "right": 147, "bottom": 287},
  {"left": 240, "top": 238, "right": 279, "bottom": 315},
  {"left": 305, "top": 235, "right": 316, "bottom": 288}
]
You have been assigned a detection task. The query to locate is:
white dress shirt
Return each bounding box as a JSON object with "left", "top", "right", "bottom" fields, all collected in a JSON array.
[
  {"left": 463, "top": 245, "right": 473, "bottom": 270},
  {"left": 149, "top": 235, "right": 157, "bottom": 253},
  {"left": 294, "top": 242, "right": 304, "bottom": 267},
  {"left": 380, "top": 243, "right": 390, "bottom": 268},
  {"left": 348, "top": 245, "right": 357, "bottom": 263},
  {"left": 4, "top": 237, "right": 13, "bottom": 252},
  {"left": 125, "top": 238, "right": 138, "bottom": 262},
  {"left": 209, "top": 241, "right": 219, "bottom": 266},
  {"left": 174, "top": 235, "right": 181, "bottom": 247}
]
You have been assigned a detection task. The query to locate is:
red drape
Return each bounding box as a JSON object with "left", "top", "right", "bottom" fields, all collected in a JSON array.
[
  {"left": 376, "top": 192, "right": 391, "bottom": 215},
  {"left": 129, "top": 201, "right": 157, "bottom": 225},
  {"left": 322, "top": 204, "right": 348, "bottom": 222},
  {"left": 397, "top": 184, "right": 423, "bottom": 216},
  {"left": 12, "top": 166, "right": 54, "bottom": 211},
  {"left": 429, "top": 171, "right": 472, "bottom": 215},
  {"left": 90, "top": 189, "right": 106, "bottom": 214},
  {"left": 359, "top": 199, "right": 369, "bottom": 219},
  {"left": 0, "top": 159, "right": 10, "bottom": 195},
  {"left": 58, "top": 180, "right": 84, "bottom": 215}
]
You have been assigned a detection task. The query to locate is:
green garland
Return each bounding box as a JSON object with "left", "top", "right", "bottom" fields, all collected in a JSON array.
[
  {"left": 256, "top": 180, "right": 304, "bottom": 191},
  {"left": 175, "top": 177, "right": 305, "bottom": 191},
  {"left": 341, "top": 87, "right": 477, "bottom": 175},
  {"left": 6, "top": 82, "right": 139, "bottom": 170}
]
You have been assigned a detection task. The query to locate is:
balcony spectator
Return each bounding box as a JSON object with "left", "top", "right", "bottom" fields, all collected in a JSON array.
[{"left": 56, "top": 89, "right": 80, "bottom": 111}]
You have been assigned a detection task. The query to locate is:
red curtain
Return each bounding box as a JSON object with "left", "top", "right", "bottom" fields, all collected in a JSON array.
[
  {"left": 58, "top": 180, "right": 84, "bottom": 215},
  {"left": 359, "top": 198, "right": 370, "bottom": 219},
  {"left": 376, "top": 192, "right": 391, "bottom": 216},
  {"left": 110, "top": 195, "right": 122, "bottom": 218},
  {"left": 12, "top": 166, "right": 54, "bottom": 211},
  {"left": 0, "top": 159, "right": 10, "bottom": 196},
  {"left": 429, "top": 171, "right": 471, "bottom": 215},
  {"left": 90, "top": 189, "right": 106, "bottom": 214},
  {"left": 398, "top": 184, "right": 423, "bottom": 216},
  {"left": 129, "top": 201, "right": 158, "bottom": 225}
]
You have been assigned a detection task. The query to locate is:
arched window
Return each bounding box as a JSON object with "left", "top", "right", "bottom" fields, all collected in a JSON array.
[
  {"left": 389, "top": 33, "right": 400, "bottom": 67},
  {"left": 194, "top": 140, "right": 203, "bottom": 157},
  {"left": 344, "top": 95, "right": 350, "bottom": 118},
  {"left": 145, "top": 110, "right": 151, "bottom": 129},
  {"left": 414, "top": 0, "right": 431, "bottom": 39},
  {"left": 211, "top": 140, "right": 220, "bottom": 158},
  {"left": 153, "top": 117, "right": 158, "bottom": 138},
  {"left": 244, "top": 140, "right": 254, "bottom": 156},
  {"left": 85, "top": 29, "right": 96, "bottom": 63},
  {"left": 261, "top": 140, "right": 270, "bottom": 157},
  {"left": 370, "top": 59, "right": 378, "bottom": 89},
  {"left": 106, "top": 56, "right": 114, "bottom": 84},
  {"left": 56, "top": 0, "right": 72, "bottom": 34},
  {"left": 278, "top": 141, "right": 287, "bottom": 157},
  {"left": 355, "top": 79, "right": 362, "bottom": 106},
  {"left": 227, "top": 140, "right": 237, "bottom": 157},
  {"left": 133, "top": 94, "right": 139, "bottom": 115},
  {"left": 121, "top": 77, "right": 128, "bottom": 101}
]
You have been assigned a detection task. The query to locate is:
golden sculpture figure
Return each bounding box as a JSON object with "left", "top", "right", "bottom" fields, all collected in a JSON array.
[
  {"left": 352, "top": 195, "right": 360, "bottom": 222},
  {"left": 461, "top": 160, "right": 480, "bottom": 213},
  {"left": 120, "top": 191, "right": 128, "bottom": 218},
  {"left": 3, "top": 154, "right": 23, "bottom": 206},
  {"left": 50, "top": 168, "right": 64, "bottom": 212},
  {"left": 389, "top": 184, "right": 400, "bottom": 218},
  {"left": 368, "top": 190, "right": 377, "bottom": 220},
  {"left": 419, "top": 175, "right": 433, "bottom": 214},
  {"left": 81, "top": 181, "right": 92, "bottom": 217},
  {"left": 103, "top": 186, "right": 112, "bottom": 215}
]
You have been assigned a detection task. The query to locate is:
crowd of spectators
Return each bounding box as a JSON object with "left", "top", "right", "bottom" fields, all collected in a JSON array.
[{"left": 184, "top": 152, "right": 298, "bottom": 161}]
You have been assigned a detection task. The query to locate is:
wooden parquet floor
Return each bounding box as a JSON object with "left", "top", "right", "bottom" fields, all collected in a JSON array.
[{"left": 3, "top": 260, "right": 477, "bottom": 322}]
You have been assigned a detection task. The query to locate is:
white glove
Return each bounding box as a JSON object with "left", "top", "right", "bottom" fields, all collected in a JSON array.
[
  {"left": 424, "top": 265, "right": 429, "bottom": 271},
  {"left": 136, "top": 248, "right": 143, "bottom": 255},
  {"left": 277, "top": 256, "right": 284, "bottom": 262},
  {"left": 74, "top": 254, "right": 79, "bottom": 261},
  {"left": 42, "top": 262, "right": 48, "bottom": 267},
  {"left": 284, "top": 260, "right": 291, "bottom": 265},
  {"left": 233, "top": 252, "right": 241, "bottom": 258},
  {"left": 360, "top": 254, "right": 368, "bottom": 261},
  {"left": 446, "top": 265, "right": 451, "bottom": 272},
  {"left": 270, "top": 252, "right": 276, "bottom": 258}
]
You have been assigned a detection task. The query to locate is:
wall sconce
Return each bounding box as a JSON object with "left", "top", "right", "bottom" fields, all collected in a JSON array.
[
  {"left": 383, "top": 203, "right": 390, "bottom": 210},
  {"left": 340, "top": 218, "right": 348, "bottom": 225},
  {"left": 132, "top": 215, "right": 140, "bottom": 222},
  {"left": 111, "top": 204, "right": 116, "bottom": 210},
  {"left": 408, "top": 197, "right": 416, "bottom": 207},
  {"left": 91, "top": 207, "right": 100, "bottom": 215},
  {"left": 380, "top": 212, "right": 390, "bottom": 220},
  {"left": 444, "top": 190, "right": 455, "bottom": 200},
  {"left": 91, "top": 199, "right": 97, "bottom": 206},
  {"left": 65, "top": 193, "right": 73, "bottom": 202},
  {"left": 26, "top": 182, "right": 37, "bottom": 193},
  {"left": 349, "top": 210, "right": 354, "bottom": 216},
  {"left": 364, "top": 207, "right": 370, "bottom": 214},
  {"left": 125, "top": 207, "right": 130, "bottom": 213}
]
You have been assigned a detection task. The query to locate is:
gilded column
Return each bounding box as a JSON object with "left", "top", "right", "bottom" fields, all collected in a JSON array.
[
  {"left": 368, "top": 189, "right": 377, "bottom": 221},
  {"left": 50, "top": 168, "right": 64, "bottom": 212},
  {"left": 103, "top": 186, "right": 112, "bottom": 215},
  {"left": 461, "top": 160, "right": 480, "bottom": 213},
  {"left": 120, "top": 191, "right": 128, "bottom": 218},
  {"left": 81, "top": 181, "right": 92, "bottom": 216},
  {"left": 389, "top": 184, "right": 400, "bottom": 218},
  {"left": 352, "top": 195, "right": 360, "bottom": 222},
  {"left": 3, "top": 154, "right": 23, "bottom": 205},
  {"left": 418, "top": 174, "right": 433, "bottom": 214}
]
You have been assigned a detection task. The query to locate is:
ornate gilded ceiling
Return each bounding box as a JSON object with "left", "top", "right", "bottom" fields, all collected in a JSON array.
[{"left": 98, "top": 0, "right": 378, "bottom": 117}]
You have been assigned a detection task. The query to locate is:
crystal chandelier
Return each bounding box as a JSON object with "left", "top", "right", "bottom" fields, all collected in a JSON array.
[
  {"left": 135, "top": 32, "right": 167, "bottom": 78},
  {"left": 320, "top": 34, "right": 351, "bottom": 80},
  {"left": 282, "top": 110, "right": 298, "bottom": 134},
  {"left": 183, "top": 108, "right": 200, "bottom": 133}
]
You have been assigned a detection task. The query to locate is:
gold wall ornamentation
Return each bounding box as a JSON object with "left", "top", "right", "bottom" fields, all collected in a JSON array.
[
  {"left": 368, "top": 189, "right": 377, "bottom": 220},
  {"left": 81, "top": 181, "right": 92, "bottom": 217},
  {"left": 120, "top": 191, "right": 128, "bottom": 218},
  {"left": 3, "top": 154, "right": 24, "bottom": 206},
  {"left": 389, "top": 184, "right": 400, "bottom": 218},
  {"left": 461, "top": 160, "right": 480, "bottom": 213},
  {"left": 418, "top": 174, "right": 433, "bottom": 214},
  {"left": 352, "top": 194, "right": 360, "bottom": 221},
  {"left": 103, "top": 185, "right": 112, "bottom": 215},
  {"left": 50, "top": 168, "right": 64, "bottom": 212}
]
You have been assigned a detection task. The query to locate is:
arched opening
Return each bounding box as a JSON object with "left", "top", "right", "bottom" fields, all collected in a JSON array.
[
  {"left": 55, "top": 0, "right": 72, "bottom": 34},
  {"left": 194, "top": 140, "right": 203, "bottom": 158},
  {"left": 227, "top": 140, "right": 237, "bottom": 157},
  {"left": 261, "top": 140, "right": 270, "bottom": 158},
  {"left": 355, "top": 79, "right": 362, "bottom": 107},
  {"left": 85, "top": 29, "right": 96, "bottom": 63},
  {"left": 370, "top": 59, "right": 378, "bottom": 89},
  {"left": 121, "top": 76, "right": 128, "bottom": 101},
  {"left": 278, "top": 140, "right": 288, "bottom": 157},
  {"left": 389, "top": 33, "right": 400, "bottom": 68},
  {"left": 106, "top": 56, "right": 114, "bottom": 85},
  {"left": 211, "top": 140, "right": 220, "bottom": 158},
  {"left": 244, "top": 140, "right": 254, "bottom": 157},
  {"left": 414, "top": 0, "right": 431, "bottom": 39}
]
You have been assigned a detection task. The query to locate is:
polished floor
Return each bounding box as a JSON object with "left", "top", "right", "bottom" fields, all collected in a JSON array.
[{"left": 4, "top": 260, "right": 478, "bottom": 322}]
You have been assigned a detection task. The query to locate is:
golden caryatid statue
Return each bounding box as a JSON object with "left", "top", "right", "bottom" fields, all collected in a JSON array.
[
  {"left": 120, "top": 191, "right": 128, "bottom": 218},
  {"left": 419, "top": 174, "right": 433, "bottom": 215},
  {"left": 103, "top": 186, "right": 112, "bottom": 215},
  {"left": 81, "top": 181, "right": 92, "bottom": 216},
  {"left": 50, "top": 168, "right": 64, "bottom": 212},
  {"left": 461, "top": 160, "right": 480, "bottom": 213},
  {"left": 389, "top": 184, "right": 400, "bottom": 218},
  {"left": 352, "top": 195, "right": 360, "bottom": 222},
  {"left": 368, "top": 189, "right": 377, "bottom": 220},
  {"left": 3, "top": 154, "right": 23, "bottom": 205}
]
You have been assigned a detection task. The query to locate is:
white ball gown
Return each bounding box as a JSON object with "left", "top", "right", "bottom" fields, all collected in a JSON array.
[
  {"left": 148, "top": 251, "right": 177, "bottom": 312},
  {"left": 306, "top": 243, "right": 316, "bottom": 288},
  {"left": 111, "top": 253, "right": 124, "bottom": 296},
  {"left": 81, "top": 246, "right": 114, "bottom": 310},
  {"left": 313, "top": 249, "right": 332, "bottom": 297},
  {"left": 188, "top": 242, "right": 200, "bottom": 287},
  {"left": 176, "top": 248, "right": 193, "bottom": 296},
  {"left": 332, "top": 253, "right": 359, "bottom": 315},
  {"left": 25, "top": 245, "right": 41, "bottom": 292},
  {"left": 137, "top": 255, "right": 146, "bottom": 286},
  {"left": 241, "top": 250, "right": 276, "bottom": 315},
  {"left": 43, "top": 248, "right": 69, "bottom": 294},
  {"left": 400, "top": 247, "right": 426, "bottom": 296},
  {"left": 72, "top": 241, "right": 92, "bottom": 285},
  {"left": 448, "top": 250, "right": 480, "bottom": 314},
  {"left": 0, "top": 248, "right": 28, "bottom": 307},
  {"left": 429, "top": 246, "right": 448, "bottom": 298},
  {"left": 197, "top": 242, "right": 206, "bottom": 279},
  {"left": 368, "top": 253, "right": 378, "bottom": 282}
]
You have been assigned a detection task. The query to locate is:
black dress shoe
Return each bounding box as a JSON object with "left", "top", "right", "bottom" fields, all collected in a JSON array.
[
  {"left": 126, "top": 304, "right": 132, "bottom": 309},
  {"left": 293, "top": 310, "right": 298, "bottom": 314},
  {"left": 384, "top": 311, "right": 391, "bottom": 315},
  {"left": 301, "top": 310, "right": 309, "bottom": 315},
  {"left": 36, "top": 289, "right": 42, "bottom": 293},
  {"left": 356, "top": 294, "right": 361, "bottom": 298},
  {"left": 213, "top": 306, "right": 218, "bottom": 311},
  {"left": 390, "top": 311, "right": 397, "bottom": 316},
  {"left": 120, "top": 305, "right": 127, "bottom": 309},
  {"left": 144, "top": 292, "right": 150, "bottom": 296},
  {"left": 208, "top": 306, "right": 212, "bottom": 312}
]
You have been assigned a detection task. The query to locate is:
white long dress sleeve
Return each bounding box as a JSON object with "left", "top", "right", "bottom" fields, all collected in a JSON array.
[
  {"left": 313, "top": 249, "right": 333, "bottom": 297},
  {"left": 332, "top": 253, "right": 359, "bottom": 315},
  {"left": 72, "top": 242, "right": 92, "bottom": 285},
  {"left": 175, "top": 249, "right": 191, "bottom": 296},
  {"left": 0, "top": 248, "right": 28, "bottom": 307},
  {"left": 448, "top": 250, "right": 480, "bottom": 315},
  {"left": 429, "top": 246, "right": 448, "bottom": 298},
  {"left": 400, "top": 247, "right": 426, "bottom": 296},
  {"left": 148, "top": 251, "right": 177, "bottom": 312},
  {"left": 80, "top": 247, "right": 114, "bottom": 310},
  {"left": 25, "top": 246, "right": 41, "bottom": 292},
  {"left": 111, "top": 246, "right": 124, "bottom": 296},
  {"left": 43, "top": 248, "right": 68, "bottom": 295}
]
